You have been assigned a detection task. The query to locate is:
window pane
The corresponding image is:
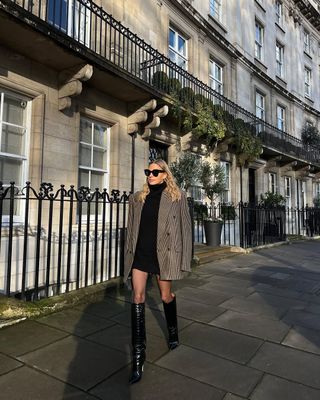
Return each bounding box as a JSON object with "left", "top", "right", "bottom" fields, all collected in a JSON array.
[
  {"left": 0, "top": 157, "right": 22, "bottom": 185},
  {"left": 168, "top": 49, "right": 176, "bottom": 63},
  {"left": 178, "top": 36, "right": 185, "bottom": 55},
  {"left": 93, "top": 124, "right": 108, "bottom": 147},
  {"left": 80, "top": 144, "right": 91, "bottom": 167},
  {"left": 80, "top": 119, "right": 92, "bottom": 143},
  {"left": 91, "top": 171, "right": 104, "bottom": 190},
  {"left": 215, "top": 65, "right": 221, "bottom": 80},
  {"left": 79, "top": 169, "right": 89, "bottom": 187},
  {"left": 3, "top": 96, "right": 25, "bottom": 126},
  {"left": 177, "top": 57, "right": 187, "bottom": 69},
  {"left": 169, "top": 29, "right": 175, "bottom": 48},
  {"left": 93, "top": 148, "right": 106, "bottom": 169},
  {"left": 1, "top": 125, "right": 26, "bottom": 156}
]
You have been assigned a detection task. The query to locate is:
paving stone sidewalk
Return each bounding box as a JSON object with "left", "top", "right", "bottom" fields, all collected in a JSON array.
[{"left": 1, "top": 240, "right": 320, "bottom": 399}]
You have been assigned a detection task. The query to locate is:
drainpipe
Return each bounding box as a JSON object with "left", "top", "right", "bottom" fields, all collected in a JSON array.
[{"left": 131, "top": 133, "right": 136, "bottom": 193}]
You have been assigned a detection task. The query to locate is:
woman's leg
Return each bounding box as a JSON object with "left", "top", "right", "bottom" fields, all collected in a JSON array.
[
  {"left": 132, "top": 268, "right": 148, "bottom": 303},
  {"left": 129, "top": 268, "right": 148, "bottom": 384},
  {"left": 156, "top": 276, "right": 179, "bottom": 350}
]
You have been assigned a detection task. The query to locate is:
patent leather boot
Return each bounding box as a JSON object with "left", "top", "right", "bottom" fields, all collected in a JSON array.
[
  {"left": 129, "top": 303, "right": 146, "bottom": 384},
  {"left": 162, "top": 296, "right": 179, "bottom": 350}
]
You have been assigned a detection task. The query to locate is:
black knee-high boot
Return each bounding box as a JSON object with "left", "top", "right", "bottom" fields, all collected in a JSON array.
[
  {"left": 162, "top": 296, "right": 179, "bottom": 350},
  {"left": 129, "top": 303, "right": 146, "bottom": 384}
]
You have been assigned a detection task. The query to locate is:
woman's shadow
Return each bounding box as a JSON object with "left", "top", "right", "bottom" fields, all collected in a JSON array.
[{"left": 61, "top": 276, "right": 169, "bottom": 399}]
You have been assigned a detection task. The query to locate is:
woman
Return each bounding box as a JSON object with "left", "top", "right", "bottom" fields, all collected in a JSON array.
[{"left": 124, "top": 159, "right": 192, "bottom": 384}]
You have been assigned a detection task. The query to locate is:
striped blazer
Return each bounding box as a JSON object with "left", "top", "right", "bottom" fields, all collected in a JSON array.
[{"left": 123, "top": 189, "right": 192, "bottom": 281}]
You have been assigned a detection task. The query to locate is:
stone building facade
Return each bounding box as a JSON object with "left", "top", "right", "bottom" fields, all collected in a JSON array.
[
  {"left": 1, "top": 0, "right": 320, "bottom": 295},
  {"left": 0, "top": 0, "right": 320, "bottom": 206}
]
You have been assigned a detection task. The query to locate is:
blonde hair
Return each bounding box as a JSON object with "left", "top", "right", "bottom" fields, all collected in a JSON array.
[{"left": 137, "top": 159, "right": 181, "bottom": 202}]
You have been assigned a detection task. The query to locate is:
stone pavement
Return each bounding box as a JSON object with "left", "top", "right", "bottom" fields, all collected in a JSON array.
[{"left": 1, "top": 240, "right": 320, "bottom": 399}]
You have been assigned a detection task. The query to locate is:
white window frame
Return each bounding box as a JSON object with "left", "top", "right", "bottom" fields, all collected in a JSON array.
[
  {"left": 275, "top": 1, "right": 283, "bottom": 25},
  {"left": 255, "top": 91, "right": 265, "bottom": 120},
  {"left": 255, "top": 21, "right": 264, "bottom": 61},
  {"left": 220, "top": 161, "right": 231, "bottom": 203},
  {"left": 303, "top": 29, "right": 311, "bottom": 54},
  {"left": 0, "top": 89, "right": 31, "bottom": 221},
  {"left": 209, "top": 0, "right": 222, "bottom": 21},
  {"left": 304, "top": 67, "right": 312, "bottom": 98},
  {"left": 269, "top": 173, "right": 277, "bottom": 194},
  {"left": 298, "top": 180, "right": 306, "bottom": 208},
  {"left": 78, "top": 117, "right": 110, "bottom": 193},
  {"left": 276, "top": 105, "right": 285, "bottom": 131},
  {"left": 48, "top": 0, "right": 91, "bottom": 46},
  {"left": 209, "top": 59, "right": 223, "bottom": 95},
  {"left": 284, "top": 176, "right": 291, "bottom": 208},
  {"left": 168, "top": 27, "right": 188, "bottom": 70},
  {"left": 276, "top": 42, "right": 284, "bottom": 78}
]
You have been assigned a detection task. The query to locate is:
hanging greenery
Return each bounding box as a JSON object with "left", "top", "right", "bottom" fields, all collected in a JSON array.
[
  {"left": 192, "top": 101, "right": 226, "bottom": 150},
  {"left": 301, "top": 124, "right": 320, "bottom": 147},
  {"left": 230, "top": 118, "right": 263, "bottom": 165}
]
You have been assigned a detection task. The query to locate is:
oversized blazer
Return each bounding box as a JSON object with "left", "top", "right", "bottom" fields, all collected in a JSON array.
[{"left": 124, "top": 189, "right": 192, "bottom": 282}]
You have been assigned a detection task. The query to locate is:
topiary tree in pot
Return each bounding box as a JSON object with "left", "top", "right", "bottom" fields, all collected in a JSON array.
[
  {"left": 169, "top": 152, "right": 202, "bottom": 192},
  {"left": 199, "top": 161, "right": 226, "bottom": 246}
]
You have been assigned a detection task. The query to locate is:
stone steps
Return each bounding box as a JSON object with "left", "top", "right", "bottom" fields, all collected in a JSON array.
[{"left": 194, "top": 244, "right": 244, "bottom": 265}]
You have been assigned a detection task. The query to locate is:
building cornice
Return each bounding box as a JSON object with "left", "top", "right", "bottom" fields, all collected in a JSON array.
[
  {"left": 168, "top": 0, "right": 320, "bottom": 118},
  {"left": 292, "top": 0, "right": 320, "bottom": 31}
]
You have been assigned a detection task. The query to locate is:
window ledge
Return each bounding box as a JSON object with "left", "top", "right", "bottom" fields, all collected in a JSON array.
[
  {"left": 276, "top": 75, "right": 287, "bottom": 87},
  {"left": 304, "top": 50, "right": 312, "bottom": 60},
  {"left": 255, "top": 0, "right": 266, "bottom": 12},
  {"left": 305, "top": 95, "right": 314, "bottom": 104},
  {"left": 208, "top": 14, "right": 228, "bottom": 34},
  {"left": 254, "top": 57, "right": 268, "bottom": 73},
  {"left": 275, "top": 22, "right": 285, "bottom": 34}
]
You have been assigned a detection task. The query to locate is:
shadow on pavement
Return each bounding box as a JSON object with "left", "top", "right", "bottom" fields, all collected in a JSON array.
[{"left": 62, "top": 276, "right": 171, "bottom": 399}]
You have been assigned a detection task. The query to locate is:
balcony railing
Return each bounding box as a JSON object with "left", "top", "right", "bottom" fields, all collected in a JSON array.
[{"left": 3, "top": 0, "right": 320, "bottom": 165}]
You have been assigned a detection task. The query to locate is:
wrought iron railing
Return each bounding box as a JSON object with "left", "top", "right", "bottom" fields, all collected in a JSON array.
[
  {"left": 0, "top": 182, "right": 129, "bottom": 299},
  {"left": 0, "top": 181, "right": 196, "bottom": 300},
  {"left": 2, "top": 0, "right": 320, "bottom": 165},
  {"left": 194, "top": 202, "right": 320, "bottom": 248}
]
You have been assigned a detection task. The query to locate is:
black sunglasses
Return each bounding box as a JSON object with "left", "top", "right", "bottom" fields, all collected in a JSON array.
[{"left": 144, "top": 169, "right": 165, "bottom": 177}]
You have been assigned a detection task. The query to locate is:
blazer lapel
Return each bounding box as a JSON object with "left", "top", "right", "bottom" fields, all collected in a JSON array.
[{"left": 157, "top": 190, "right": 173, "bottom": 241}]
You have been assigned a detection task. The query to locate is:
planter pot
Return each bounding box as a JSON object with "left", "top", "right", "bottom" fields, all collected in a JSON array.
[{"left": 204, "top": 220, "right": 223, "bottom": 247}]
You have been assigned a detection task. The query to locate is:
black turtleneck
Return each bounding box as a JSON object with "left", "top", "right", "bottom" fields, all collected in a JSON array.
[{"left": 132, "top": 182, "right": 167, "bottom": 274}]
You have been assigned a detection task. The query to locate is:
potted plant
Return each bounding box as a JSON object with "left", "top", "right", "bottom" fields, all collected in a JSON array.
[{"left": 200, "top": 161, "right": 226, "bottom": 247}]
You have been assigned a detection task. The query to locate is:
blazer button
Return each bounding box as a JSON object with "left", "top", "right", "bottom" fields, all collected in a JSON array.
[
  {"left": 167, "top": 247, "right": 170, "bottom": 251},
  {"left": 167, "top": 232, "right": 170, "bottom": 236}
]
